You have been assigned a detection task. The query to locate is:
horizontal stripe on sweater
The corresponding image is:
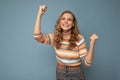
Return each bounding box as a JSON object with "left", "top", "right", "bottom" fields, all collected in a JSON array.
[{"left": 56, "top": 56, "right": 81, "bottom": 64}]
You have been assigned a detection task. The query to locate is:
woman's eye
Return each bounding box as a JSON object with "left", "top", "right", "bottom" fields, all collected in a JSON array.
[
  {"left": 61, "top": 18, "right": 65, "bottom": 20},
  {"left": 68, "top": 18, "right": 73, "bottom": 21}
]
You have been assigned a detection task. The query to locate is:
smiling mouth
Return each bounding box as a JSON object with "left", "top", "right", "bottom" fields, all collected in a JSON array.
[{"left": 62, "top": 24, "right": 69, "bottom": 27}]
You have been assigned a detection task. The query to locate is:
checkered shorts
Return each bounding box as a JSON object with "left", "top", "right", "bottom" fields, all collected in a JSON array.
[{"left": 56, "top": 64, "right": 85, "bottom": 80}]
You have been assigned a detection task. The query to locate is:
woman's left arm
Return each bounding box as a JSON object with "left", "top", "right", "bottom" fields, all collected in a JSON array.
[{"left": 85, "top": 34, "right": 99, "bottom": 65}]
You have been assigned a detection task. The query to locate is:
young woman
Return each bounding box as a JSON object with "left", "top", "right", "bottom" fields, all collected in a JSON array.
[{"left": 33, "top": 5, "right": 99, "bottom": 80}]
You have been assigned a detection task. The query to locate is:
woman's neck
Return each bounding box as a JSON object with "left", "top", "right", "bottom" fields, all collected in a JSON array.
[{"left": 62, "top": 30, "right": 71, "bottom": 35}]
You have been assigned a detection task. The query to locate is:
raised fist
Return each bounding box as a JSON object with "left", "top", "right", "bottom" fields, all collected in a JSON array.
[
  {"left": 90, "top": 34, "right": 99, "bottom": 41},
  {"left": 39, "top": 5, "right": 47, "bottom": 15},
  {"left": 90, "top": 34, "right": 99, "bottom": 45}
]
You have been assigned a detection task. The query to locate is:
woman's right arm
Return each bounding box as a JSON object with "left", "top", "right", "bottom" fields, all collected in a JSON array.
[{"left": 33, "top": 5, "right": 47, "bottom": 42}]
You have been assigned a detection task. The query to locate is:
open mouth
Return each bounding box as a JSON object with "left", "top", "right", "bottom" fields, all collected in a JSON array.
[{"left": 62, "top": 24, "right": 69, "bottom": 27}]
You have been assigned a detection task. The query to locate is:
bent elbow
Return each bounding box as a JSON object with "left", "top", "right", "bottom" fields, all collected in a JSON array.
[
  {"left": 33, "top": 35, "right": 43, "bottom": 42},
  {"left": 84, "top": 59, "right": 92, "bottom": 67},
  {"left": 84, "top": 63, "right": 92, "bottom": 67}
]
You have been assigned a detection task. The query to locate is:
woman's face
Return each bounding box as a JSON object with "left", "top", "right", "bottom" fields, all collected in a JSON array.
[{"left": 60, "top": 13, "right": 74, "bottom": 32}]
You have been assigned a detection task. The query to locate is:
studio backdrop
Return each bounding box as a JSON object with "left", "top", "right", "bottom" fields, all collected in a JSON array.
[{"left": 0, "top": 0, "right": 120, "bottom": 80}]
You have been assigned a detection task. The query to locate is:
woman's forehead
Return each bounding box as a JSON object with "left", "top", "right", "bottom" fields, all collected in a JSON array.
[{"left": 61, "top": 13, "right": 73, "bottom": 18}]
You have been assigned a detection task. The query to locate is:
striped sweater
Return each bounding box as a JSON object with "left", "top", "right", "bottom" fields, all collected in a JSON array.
[{"left": 33, "top": 32, "right": 91, "bottom": 66}]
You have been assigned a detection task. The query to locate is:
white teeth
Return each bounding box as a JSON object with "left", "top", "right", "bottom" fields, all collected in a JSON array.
[{"left": 63, "top": 24, "right": 68, "bottom": 27}]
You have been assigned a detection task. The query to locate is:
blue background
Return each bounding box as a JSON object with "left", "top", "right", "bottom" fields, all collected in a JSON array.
[{"left": 0, "top": 0, "right": 120, "bottom": 80}]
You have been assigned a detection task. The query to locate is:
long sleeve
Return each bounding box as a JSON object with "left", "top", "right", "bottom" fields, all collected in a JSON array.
[
  {"left": 77, "top": 34, "right": 91, "bottom": 67},
  {"left": 33, "top": 32, "right": 54, "bottom": 46}
]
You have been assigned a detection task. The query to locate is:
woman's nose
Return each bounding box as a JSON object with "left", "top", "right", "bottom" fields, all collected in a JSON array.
[{"left": 64, "top": 20, "right": 68, "bottom": 23}]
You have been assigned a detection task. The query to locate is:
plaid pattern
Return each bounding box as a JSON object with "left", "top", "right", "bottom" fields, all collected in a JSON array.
[{"left": 56, "top": 64, "right": 85, "bottom": 80}]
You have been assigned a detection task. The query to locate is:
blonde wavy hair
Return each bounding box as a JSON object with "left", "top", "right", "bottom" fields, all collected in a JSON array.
[{"left": 54, "top": 11, "right": 80, "bottom": 49}]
